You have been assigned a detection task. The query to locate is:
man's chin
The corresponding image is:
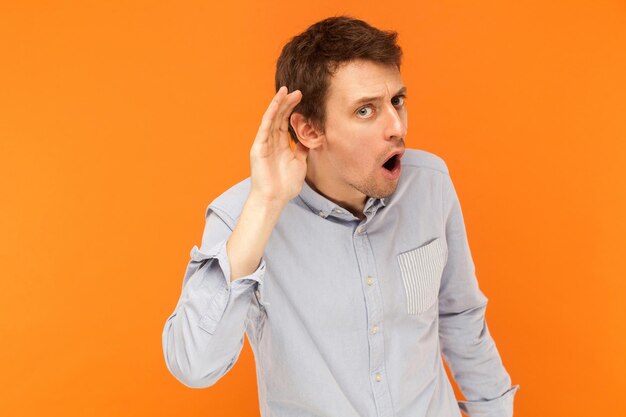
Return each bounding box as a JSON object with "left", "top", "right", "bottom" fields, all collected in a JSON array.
[{"left": 366, "top": 182, "right": 399, "bottom": 200}]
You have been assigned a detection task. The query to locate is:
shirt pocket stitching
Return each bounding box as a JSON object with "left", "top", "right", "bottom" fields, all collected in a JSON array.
[{"left": 397, "top": 237, "right": 447, "bottom": 315}]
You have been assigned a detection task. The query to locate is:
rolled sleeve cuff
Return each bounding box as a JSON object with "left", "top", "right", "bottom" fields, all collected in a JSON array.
[
  {"left": 190, "top": 241, "right": 266, "bottom": 335},
  {"left": 190, "top": 241, "right": 266, "bottom": 290},
  {"left": 458, "top": 385, "right": 520, "bottom": 417}
]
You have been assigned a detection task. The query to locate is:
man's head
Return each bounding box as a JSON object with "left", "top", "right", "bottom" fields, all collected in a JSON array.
[
  {"left": 275, "top": 16, "right": 407, "bottom": 210},
  {"left": 275, "top": 16, "right": 402, "bottom": 143}
]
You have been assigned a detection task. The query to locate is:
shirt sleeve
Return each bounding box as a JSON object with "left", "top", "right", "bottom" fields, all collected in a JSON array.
[
  {"left": 438, "top": 172, "right": 520, "bottom": 417},
  {"left": 161, "top": 206, "right": 265, "bottom": 388}
]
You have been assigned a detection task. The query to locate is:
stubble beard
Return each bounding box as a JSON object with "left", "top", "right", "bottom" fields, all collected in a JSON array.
[{"left": 351, "top": 172, "right": 399, "bottom": 200}]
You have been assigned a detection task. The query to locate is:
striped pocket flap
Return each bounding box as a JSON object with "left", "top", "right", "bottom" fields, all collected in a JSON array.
[{"left": 397, "top": 238, "right": 447, "bottom": 315}]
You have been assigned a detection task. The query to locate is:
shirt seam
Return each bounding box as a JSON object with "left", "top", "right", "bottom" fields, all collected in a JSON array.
[
  {"left": 401, "top": 162, "right": 449, "bottom": 176},
  {"left": 208, "top": 204, "right": 237, "bottom": 231}
]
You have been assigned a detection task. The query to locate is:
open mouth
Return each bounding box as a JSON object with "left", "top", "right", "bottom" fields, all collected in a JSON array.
[
  {"left": 382, "top": 153, "right": 401, "bottom": 172},
  {"left": 380, "top": 150, "right": 404, "bottom": 180}
]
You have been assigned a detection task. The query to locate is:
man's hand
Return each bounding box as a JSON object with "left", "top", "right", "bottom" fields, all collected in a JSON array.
[
  {"left": 226, "top": 87, "right": 308, "bottom": 281},
  {"left": 249, "top": 86, "right": 309, "bottom": 205}
]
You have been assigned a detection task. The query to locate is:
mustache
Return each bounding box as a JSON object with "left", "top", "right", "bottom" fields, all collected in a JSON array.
[{"left": 379, "top": 139, "right": 405, "bottom": 163}]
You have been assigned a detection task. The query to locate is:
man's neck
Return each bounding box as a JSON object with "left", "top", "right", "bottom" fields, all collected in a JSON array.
[{"left": 304, "top": 175, "right": 367, "bottom": 220}]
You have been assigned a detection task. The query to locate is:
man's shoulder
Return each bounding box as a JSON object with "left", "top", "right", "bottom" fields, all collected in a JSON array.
[
  {"left": 401, "top": 148, "right": 450, "bottom": 175},
  {"left": 205, "top": 177, "right": 252, "bottom": 226}
]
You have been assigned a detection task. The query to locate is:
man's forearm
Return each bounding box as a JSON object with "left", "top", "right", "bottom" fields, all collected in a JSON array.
[{"left": 226, "top": 192, "right": 286, "bottom": 281}]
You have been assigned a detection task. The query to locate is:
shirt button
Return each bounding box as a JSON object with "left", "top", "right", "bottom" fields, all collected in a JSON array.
[
  {"left": 375, "top": 373, "right": 382, "bottom": 382},
  {"left": 356, "top": 226, "right": 364, "bottom": 235},
  {"left": 318, "top": 210, "right": 325, "bottom": 217},
  {"left": 366, "top": 276, "right": 373, "bottom": 286},
  {"left": 371, "top": 325, "right": 379, "bottom": 334}
]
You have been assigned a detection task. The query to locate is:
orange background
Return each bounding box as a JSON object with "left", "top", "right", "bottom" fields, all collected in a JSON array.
[{"left": 1, "top": 1, "right": 625, "bottom": 416}]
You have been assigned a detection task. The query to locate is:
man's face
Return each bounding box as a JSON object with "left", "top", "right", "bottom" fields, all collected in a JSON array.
[{"left": 318, "top": 59, "right": 407, "bottom": 202}]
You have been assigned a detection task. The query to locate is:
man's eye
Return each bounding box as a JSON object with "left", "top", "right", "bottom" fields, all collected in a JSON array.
[
  {"left": 392, "top": 96, "right": 405, "bottom": 106},
  {"left": 357, "top": 106, "right": 373, "bottom": 117}
]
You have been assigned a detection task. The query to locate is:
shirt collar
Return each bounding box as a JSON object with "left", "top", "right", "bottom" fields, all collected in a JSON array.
[{"left": 298, "top": 180, "right": 389, "bottom": 220}]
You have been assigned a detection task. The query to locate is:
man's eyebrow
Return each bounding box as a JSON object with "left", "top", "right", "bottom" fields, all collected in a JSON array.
[{"left": 349, "top": 86, "right": 407, "bottom": 107}]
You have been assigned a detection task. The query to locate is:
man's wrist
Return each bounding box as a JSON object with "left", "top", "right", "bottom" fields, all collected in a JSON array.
[{"left": 247, "top": 189, "right": 290, "bottom": 214}]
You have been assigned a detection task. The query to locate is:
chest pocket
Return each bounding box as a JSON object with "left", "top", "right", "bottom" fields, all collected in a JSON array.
[{"left": 397, "top": 237, "right": 447, "bottom": 315}]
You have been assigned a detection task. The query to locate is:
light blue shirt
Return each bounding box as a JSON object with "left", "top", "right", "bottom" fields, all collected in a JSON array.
[{"left": 162, "top": 149, "right": 519, "bottom": 417}]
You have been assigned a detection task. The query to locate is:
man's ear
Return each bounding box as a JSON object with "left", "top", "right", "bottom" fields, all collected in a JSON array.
[{"left": 290, "top": 112, "right": 324, "bottom": 149}]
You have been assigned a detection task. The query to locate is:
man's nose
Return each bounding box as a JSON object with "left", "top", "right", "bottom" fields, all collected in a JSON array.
[{"left": 383, "top": 103, "right": 407, "bottom": 141}]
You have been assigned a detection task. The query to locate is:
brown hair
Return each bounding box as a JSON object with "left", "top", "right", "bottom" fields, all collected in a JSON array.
[{"left": 275, "top": 16, "right": 403, "bottom": 143}]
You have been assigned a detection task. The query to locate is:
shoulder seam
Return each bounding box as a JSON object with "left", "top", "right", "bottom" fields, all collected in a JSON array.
[
  {"left": 208, "top": 204, "right": 236, "bottom": 231},
  {"left": 401, "top": 162, "right": 450, "bottom": 176},
  {"left": 400, "top": 149, "right": 450, "bottom": 175}
]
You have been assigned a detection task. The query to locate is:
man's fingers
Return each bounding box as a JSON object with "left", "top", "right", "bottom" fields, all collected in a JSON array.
[
  {"left": 268, "top": 90, "right": 301, "bottom": 149},
  {"left": 255, "top": 86, "right": 288, "bottom": 143},
  {"left": 276, "top": 90, "right": 302, "bottom": 138},
  {"left": 275, "top": 89, "right": 302, "bottom": 124},
  {"left": 254, "top": 86, "right": 302, "bottom": 151}
]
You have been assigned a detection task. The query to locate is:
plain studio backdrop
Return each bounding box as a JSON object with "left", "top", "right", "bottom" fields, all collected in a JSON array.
[{"left": 0, "top": 1, "right": 624, "bottom": 416}]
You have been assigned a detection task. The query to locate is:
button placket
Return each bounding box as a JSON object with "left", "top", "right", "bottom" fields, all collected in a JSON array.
[{"left": 352, "top": 228, "right": 395, "bottom": 417}]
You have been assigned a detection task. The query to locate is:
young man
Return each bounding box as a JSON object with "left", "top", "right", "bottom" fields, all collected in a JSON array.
[{"left": 162, "top": 16, "right": 518, "bottom": 417}]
